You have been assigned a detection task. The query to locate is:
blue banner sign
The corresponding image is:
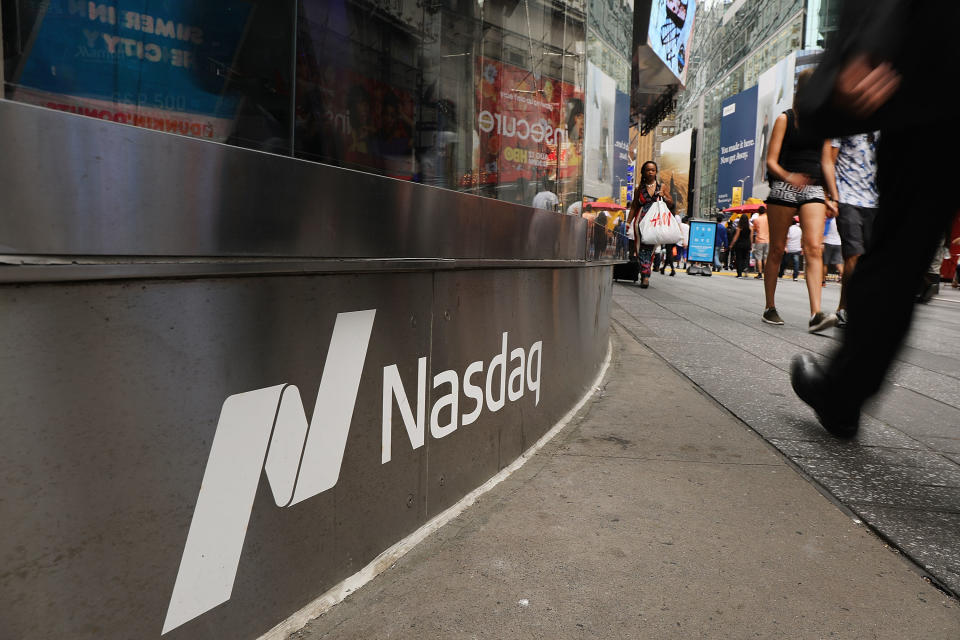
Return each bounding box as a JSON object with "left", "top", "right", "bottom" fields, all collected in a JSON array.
[
  {"left": 687, "top": 220, "right": 717, "bottom": 263},
  {"left": 716, "top": 85, "right": 757, "bottom": 210},
  {"left": 17, "top": 0, "right": 250, "bottom": 119}
]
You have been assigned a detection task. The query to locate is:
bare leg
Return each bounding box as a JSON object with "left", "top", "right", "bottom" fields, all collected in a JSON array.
[
  {"left": 764, "top": 204, "right": 796, "bottom": 309},
  {"left": 798, "top": 202, "right": 827, "bottom": 315}
]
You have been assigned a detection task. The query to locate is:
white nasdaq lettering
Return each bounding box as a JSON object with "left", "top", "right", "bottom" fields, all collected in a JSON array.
[
  {"left": 461, "top": 360, "right": 484, "bottom": 425},
  {"left": 430, "top": 370, "right": 459, "bottom": 438},
  {"left": 507, "top": 347, "right": 525, "bottom": 401},
  {"left": 527, "top": 341, "right": 542, "bottom": 405},
  {"left": 381, "top": 357, "right": 427, "bottom": 463},
  {"left": 381, "top": 335, "right": 544, "bottom": 462},
  {"left": 485, "top": 332, "right": 508, "bottom": 412}
]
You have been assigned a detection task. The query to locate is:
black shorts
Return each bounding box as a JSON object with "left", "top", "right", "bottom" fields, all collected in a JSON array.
[
  {"left": 835, "top": 203, "right": 879, "bottom": 259},
  {"left": 766, "top": 181, "right": 826, "bottom": 207}
]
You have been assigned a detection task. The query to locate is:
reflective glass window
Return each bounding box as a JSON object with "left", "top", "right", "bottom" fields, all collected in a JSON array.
[{"left": 1, "top": 0, "right": 296, "bottom": 152}]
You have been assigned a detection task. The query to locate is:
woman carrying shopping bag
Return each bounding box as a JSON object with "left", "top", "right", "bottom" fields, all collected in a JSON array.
[{"left": 627, "top": 160, "right": 675, "bottom": 288}]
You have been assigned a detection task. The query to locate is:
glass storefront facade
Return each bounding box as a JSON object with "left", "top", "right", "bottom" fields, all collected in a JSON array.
[{"left": 0, "top": 1, "right": 645, "bottom": 215}]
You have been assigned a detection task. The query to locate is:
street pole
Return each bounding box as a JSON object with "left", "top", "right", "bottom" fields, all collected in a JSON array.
[{"left": 693, "top": 94, "right": 705, "bottom": 218}]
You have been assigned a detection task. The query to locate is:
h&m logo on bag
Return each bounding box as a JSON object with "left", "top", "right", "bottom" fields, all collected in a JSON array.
[{"left": 162, "top": 309, "right": 543, "bottom": 633}]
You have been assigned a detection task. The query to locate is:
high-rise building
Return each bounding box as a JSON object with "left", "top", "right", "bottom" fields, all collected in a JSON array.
[{"left": 673, "top": 0, "right": 808, "bottom": 216}]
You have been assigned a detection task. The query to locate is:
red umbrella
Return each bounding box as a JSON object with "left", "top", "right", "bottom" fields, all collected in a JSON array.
[{"left": 722, "top": 203, "right": 764, "bottom": 213}]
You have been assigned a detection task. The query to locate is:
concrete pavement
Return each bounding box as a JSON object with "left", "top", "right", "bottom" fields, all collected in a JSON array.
[
  {"left": 612, "top": 269, "right": 960, "bottom": 597},
  {"left": 289, "top": 277, "right": 960, "bottom": 639}
]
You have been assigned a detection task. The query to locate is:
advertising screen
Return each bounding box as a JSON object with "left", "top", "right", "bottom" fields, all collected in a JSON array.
[
  {"left": 753, "top": 52, "right": 796, "bottom": 200},
  {"left": 13, "top": 0, "right": 251, "bottom": 141},
  {"left": 659, "top": 128, "right": 693, "bottom": 217},
  {"left": 687, "top": 220, "right": 716, "bottom": 263},
  {"left": 613, "top": 89, "right": 632, "bottom": 204},
  {"left": 647, "top": 0, "right": 697, "bottom": 85},
  {"left": 716, "top": 85, "right": 757, "bottom": 210},
  {"left": 584, "top": 62, "right": 617, "bottom": 199}
]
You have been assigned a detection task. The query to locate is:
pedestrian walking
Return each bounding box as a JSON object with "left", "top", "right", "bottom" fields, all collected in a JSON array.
[
  {"left": 791, "top": 0, "right": 960, "bottom": 437},
  {"left": 752, "top": 206, "right": 770, "bottom": 278},
  {"left": 760, "top": 69, "right": 840, "bottom": 332},
  {"left": 778, "top": 218, "right": 803, "bottom": 280},
  {"left": 827, "top": 132, "right": 880, "bottom": 327},
  {"left": 713, "top": 214, "right": 728, "bottom": 271},
  {"left": 822, "top": 216, "right": 844, "bottom": 286},
  {"left": 531, "top": 179, "right": 559, "bottom": 212},
  {"left": 627, "top": 161, "right": 674, "bottom": 289},
  {"left": 729, "top": 214, "right": 753, "bottom": 278}
]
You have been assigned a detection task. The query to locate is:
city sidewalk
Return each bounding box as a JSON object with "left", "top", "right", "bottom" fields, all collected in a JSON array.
[{"left": 290, "top": 321, "right": 960, "bottom": 639}]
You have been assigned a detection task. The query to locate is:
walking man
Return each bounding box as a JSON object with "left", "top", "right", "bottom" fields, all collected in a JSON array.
[
  {"left": 827, "top": 132, "right": 880, "bottom": 326},
  {"left": 791, "top": 0, "right": 960, "bottom": 437},
  {"left": 713, "top": 214, "right": 728, "bottom": 271},
  {"left": 752, "top": 206, "right": 770, "bottom": 278},
  {"left": 821, "top": 215, "right": 844, "bottom": 287}
]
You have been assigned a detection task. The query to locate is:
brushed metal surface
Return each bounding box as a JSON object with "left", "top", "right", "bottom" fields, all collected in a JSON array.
[
  {"left": 0, "top": 265, "right": 611, "bottom": 639},
  {"left": 0, "top": 100, "right": 594, "bottom": 262}
]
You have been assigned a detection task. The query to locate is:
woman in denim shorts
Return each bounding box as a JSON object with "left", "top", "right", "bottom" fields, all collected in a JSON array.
[{"left": 761, "top": 69, "right": 841, "bottom": 333}]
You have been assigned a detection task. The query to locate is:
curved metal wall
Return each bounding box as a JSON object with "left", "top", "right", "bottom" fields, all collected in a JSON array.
[
  {"left": 0, "top": 101, "right": 591, "bottom": 262},
  {"left": 0, "top": 100, "right": 614, "bottom": 639}
]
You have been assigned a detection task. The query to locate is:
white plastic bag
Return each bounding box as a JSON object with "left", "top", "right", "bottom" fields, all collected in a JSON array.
[{"left": 636, "top": 201, "right": 683, "bottom": 245}]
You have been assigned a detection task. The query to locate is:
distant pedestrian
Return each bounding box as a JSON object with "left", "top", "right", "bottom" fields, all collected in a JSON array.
[
  {"left": 822, "top": 216, "right": 843, "bottom": 286},
  {"left": 729, "top": 214, "right": 753, "bottom": 278},
  {"left": 532, "top": 180, "right": 559, "bottom": 212},
  {"left": 628, "top": 160, "right": 674, "bottom": 288},
  {"left": 752, "top": 206, "right": 770, "bottom": 278},
  {"left": 761, "top": 68, "right": 841, "bottom": 332},
  {"left": 679, "top": 216, "right": 690, "bottom": 269},
  {"left": 827, "top": 132, "right": 880, "bottom": 327},
  {"left": 713, "top": 214, "right": 728, "bottom": 271},
  {"left": 779, "top": 218, "right": 803, "bottom": 280}
]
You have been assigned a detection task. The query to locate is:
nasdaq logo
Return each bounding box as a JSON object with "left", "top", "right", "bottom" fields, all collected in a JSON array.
[
  {"left": 162, "top": 310, "right": 376, "bottom": 634},
  {"left": 163, "top": 310, "right": 544, "bottom": 634}
]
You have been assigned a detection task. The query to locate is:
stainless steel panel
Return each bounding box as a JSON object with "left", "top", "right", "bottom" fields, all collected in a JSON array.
[
  {"left": 0, "top": 265, "right": 611, "bottom": 639},
  {"left": 0, "top": 100, "right": 590, "bottom": 262}
]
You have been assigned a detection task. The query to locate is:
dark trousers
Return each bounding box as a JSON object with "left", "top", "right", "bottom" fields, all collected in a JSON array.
[
  {"left": 733, "top": 246, "right": 750, "bottom": 276},
  {"left": 661, "top": 244, "right": 676, "bottom": 272},
  {"left": 779, "top": 252, "right": 801, "bottom": 278},
  {"left": 826, "top": 130, "right": 956, "bottom": 406}
]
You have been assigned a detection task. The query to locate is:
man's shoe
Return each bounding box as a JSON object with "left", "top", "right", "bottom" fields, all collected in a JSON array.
[
  {"left": 790, "top": 353, "right": 860, "bottom": 437},
  {"left": 762, "top": 307, "right": 784, "bottom": 325},
  {"left": 755, "top": 274, "right": 763, "bottom": 279},
  {"left": 808, "top": 312, "right": 837, "bottom": 333},
  {"left": 835, "top": 309, "right": 848, "bottom": 328}
]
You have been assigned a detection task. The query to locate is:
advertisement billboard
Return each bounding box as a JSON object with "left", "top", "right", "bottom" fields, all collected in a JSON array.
[
  {"left": 473, "top": 57, "right": 583, "bottom": 188},
  {"left": 613, "top": 89, "right": 632, "bottom": 204},
  {"left": 716, "top": 85, "right": 757, "bottom": 211},
  {"left": 659, "top": 127, "right": 693, "bottom": 217},
  {"left": 584, "top": 61, "right": 616, "bottom": 199},
  {"left": 753, "top": 52, "right": 796, "bottom": 199},
  {"left": 12, "top": 0, "right": 251, "bottom": 141},
  {"left": 647, "top": 0, "right": 697, "bottom": 85}
]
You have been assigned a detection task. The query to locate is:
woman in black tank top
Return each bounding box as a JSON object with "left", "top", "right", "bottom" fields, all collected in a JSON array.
[{"left": 761, "top": 69, "right": 842, "bottom": 333}]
